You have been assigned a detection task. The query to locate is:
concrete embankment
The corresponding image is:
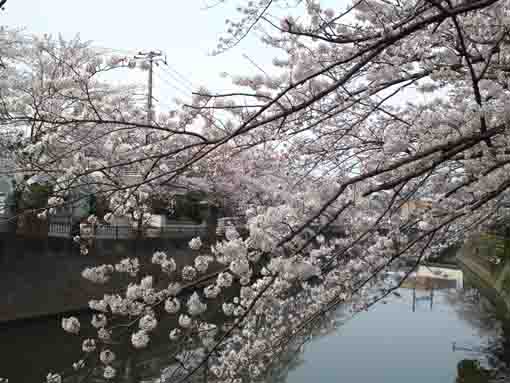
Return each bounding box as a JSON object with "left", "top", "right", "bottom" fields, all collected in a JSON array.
[
  {"left": 0, "top": 235, "right": 206, "bottom": 323},
  {"left": 457, "top": 236, "right": 510, "bottom": 314}
]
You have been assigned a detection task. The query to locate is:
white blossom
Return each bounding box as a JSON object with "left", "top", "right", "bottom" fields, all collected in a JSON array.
[
  {"left": 222, "top": 302, "right": 235, "bottom": 316},
  {"left": 131, "top": 330, "right": 150, "bottom": 349},
  {"left": 91, "top": 314, "right": 107, "bottom": 329},
  {"left": 187, "top": 292, "right": 207, "bottom": 316},
  {"left": 100, "top": 349, "right": 116, "bottom": 364},
  {"left": 140, "top": 275, "right": 153, "bottom": 289},
  {"left": 103, "top": 366, "right": 116, "bottom": 379},
  {"left": 194, "top": 255, "right": 210, "bottom": 273},
  {"left": 164, "top": 297, "right": 181, "bottom": 314},
  {"left": 161, "top": 258, "right": 177, "bottom": 274},
  {"left": 98, "top": 327, "right": 111, "bottom": 341},
  {"left": 167, "top": 282, "right": 182, "bottom": 296},
  {"left": 61, "top": 316, "right": 80, "bottom": 334},
  {"left": 152, "top": 250, "right": 167, "bottom": 264},
  {"left": 72, "top": 359, "right": 85, "bottom": 370},
  {"left": 179, "top": 314, "right": 192, "bottom": 328},
  {"left": 204, "top": 284, "right": 221, "bottom": 298},
  {"left": 217, "top": 272, "right": 233, "bottom": 287},
  {"left": 115, "top": 258, "right": 139, "bottom": 276},
  {"left": 169, "top": 328, "right": 181, "bottom": 340},
  {"left": 189, "top": 237, "right": 203, "bottom": 250},
  {"left": 139, "top": 314, "right": 158, "bottom": 332},
  {"left": 46, "top": 373, "right": 61, "bottom": 383},
  {"left": 82, "top": 264, "right": 114, "bottom": 284},
  {"left": 82, "top": 339, "right": 96, "bottom": 353},
  {"left": 182, "top": 265, "right": 198, "bottom": 281},
  {"left": 225, "top": 226, "right": 240, "bottom": 241},
  {"left": 89, "top": 299, "right": 108, "bottom": 312}
]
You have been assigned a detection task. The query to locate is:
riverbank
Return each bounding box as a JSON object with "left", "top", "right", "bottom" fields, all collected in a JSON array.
[{"left": 456, "top": 235, "right": 510, "bottom": 314}]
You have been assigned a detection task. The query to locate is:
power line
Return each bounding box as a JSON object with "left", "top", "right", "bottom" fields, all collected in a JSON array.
[
  {"left": 158, "top": 65, "right": 195, "bottom": 92},
  {"left": 154, "top": 70, "right": 190, "bottom": 99},
  {"left": 154, "top": 65, "right": 194, "bottom": 96},
  {"left": 160, "top": 61, "right": 195, "bottom": 89}
]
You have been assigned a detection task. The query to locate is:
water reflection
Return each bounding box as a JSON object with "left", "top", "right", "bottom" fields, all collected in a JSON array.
[
  {"left": 447, "top": 285, "right": 510, "bottom": 382},
  {"left": 0, "top": 266, "right": 508, "bottom": 383}
]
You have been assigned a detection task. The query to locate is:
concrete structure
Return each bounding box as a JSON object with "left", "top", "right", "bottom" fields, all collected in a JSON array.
[
  {"left": 399, "top": 199, "right": 434, "bottom": 221},
  {"left": 457, "top": 234, "right": 510, "bottom": 312},
  {"left": 413, "top": 265, "right": 464, "bottom": 289}
]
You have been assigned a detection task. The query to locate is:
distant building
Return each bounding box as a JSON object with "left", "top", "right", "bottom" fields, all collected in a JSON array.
[{"left": 400, "top": 199, "right": 434, "bottom": 222}]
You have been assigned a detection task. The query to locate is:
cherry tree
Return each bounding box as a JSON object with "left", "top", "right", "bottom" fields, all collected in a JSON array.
[{"left": 2, "top": 0, "right": 510, "bottom": 382}]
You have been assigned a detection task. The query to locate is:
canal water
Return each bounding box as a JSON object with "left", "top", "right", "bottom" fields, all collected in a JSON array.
[
  {"left": 284, "top": 287, "right": 502, "bottom": 383},
  {"left": 0, "top": 269, "right": 507, "bottom": 382}
]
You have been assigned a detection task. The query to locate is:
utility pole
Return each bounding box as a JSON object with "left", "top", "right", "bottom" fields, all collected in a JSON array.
[
  {"left": 133, "top": 50, "right": 164, "bottom": 144},
  {"left": 147, "top": 54, "right": 154, "bottom": 126}
]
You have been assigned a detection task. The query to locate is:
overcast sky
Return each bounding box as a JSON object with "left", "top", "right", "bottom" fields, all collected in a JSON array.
[
  {"left": 2, "top": 0, "right": 422, "bottom": 113},
  {"left": 2, "top": 0, "right": 277, "bottom": 110}
]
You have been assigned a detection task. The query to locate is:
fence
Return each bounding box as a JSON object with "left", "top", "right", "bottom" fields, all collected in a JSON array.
[
  {"left": 48, "top": 222, "right": 72, "bottom": 238},
  {"left": 48, "top": 222, "right": 207, "bottom": 240},
  {"left": 216, "top": 217, "right": 246, "bottom": 236}
]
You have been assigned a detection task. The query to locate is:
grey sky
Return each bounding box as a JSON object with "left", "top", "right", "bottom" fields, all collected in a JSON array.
[
  {"left": 2, "top": 0, "right": 421, "bottom": 112},
  {"left": 2, "top": 0, "right": 275, "bottom": 109}
]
